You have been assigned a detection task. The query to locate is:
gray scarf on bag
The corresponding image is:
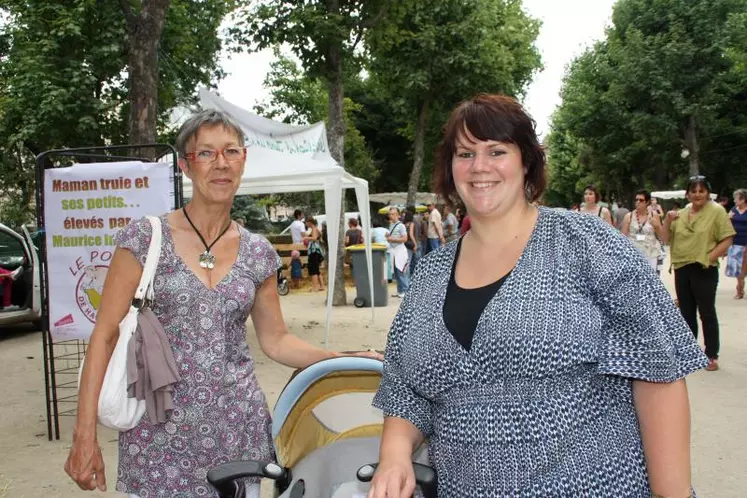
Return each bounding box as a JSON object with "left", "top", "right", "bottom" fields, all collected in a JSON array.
[{"left": 126, "top": 308, "right": 181, "bottom": 424}]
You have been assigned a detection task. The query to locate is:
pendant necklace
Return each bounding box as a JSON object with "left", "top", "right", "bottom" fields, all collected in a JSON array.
[{"left": 182, "top": 207, "right": 232, "bottom": 270}]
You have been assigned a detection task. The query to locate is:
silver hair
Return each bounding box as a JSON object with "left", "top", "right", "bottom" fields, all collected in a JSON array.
[
  {"left": 734, "top": 188, "right": 747, "bottom": 201},
  {"left": 175, "top": 109, "right": 244, "bottom": 158}
]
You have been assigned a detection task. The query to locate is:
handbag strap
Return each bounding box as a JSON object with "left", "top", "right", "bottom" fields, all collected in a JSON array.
[{"left": 133, "top": 215, "right": 163, "bottom": 304}]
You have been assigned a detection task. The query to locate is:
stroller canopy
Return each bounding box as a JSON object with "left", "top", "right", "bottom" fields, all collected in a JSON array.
[{"left": 272, "top": 357, "right": 384, "bottom": 469}]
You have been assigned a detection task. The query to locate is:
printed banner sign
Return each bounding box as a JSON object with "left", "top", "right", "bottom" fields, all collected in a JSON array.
[
  {"left": 44, "top": 161, "right": 174, "bottom": 341},
  {"left": 199, "top": 88, "right": 330, "bottom": 156}
]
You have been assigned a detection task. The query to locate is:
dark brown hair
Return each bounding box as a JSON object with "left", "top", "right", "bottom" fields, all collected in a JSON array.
[
  {"left": 584, "top": 184, "right": 601, "bottom": 203},
  {"left": 433, "top": 93, "right": 546, "bottom": 206}
]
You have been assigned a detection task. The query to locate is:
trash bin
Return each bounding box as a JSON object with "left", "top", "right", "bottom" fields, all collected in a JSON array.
[{"left": 346, "top": 244, "right": 388, "bottom": 308}]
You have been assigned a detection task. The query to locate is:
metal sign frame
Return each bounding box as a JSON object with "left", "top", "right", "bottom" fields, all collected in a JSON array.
[{"left": 34, "top": 144, "right": 182, "bottom": 440}]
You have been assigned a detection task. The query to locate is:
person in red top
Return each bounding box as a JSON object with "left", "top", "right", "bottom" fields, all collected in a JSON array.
[
  {"left": 0, "top": 267, "right": 22, "bottom": 308},
  {"left": 459, "top": 213, "right": 471, "bottom": 235}
]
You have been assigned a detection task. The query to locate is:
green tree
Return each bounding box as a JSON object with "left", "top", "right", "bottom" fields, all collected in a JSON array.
[
  {"left": 607, "top": 0, "right": 744, "bottom": 177},
  {"left": 119, "top": 0, "right": 172, "bottom": 149},
  {"left": 254, "top": 52, "right": 378, "bottom": 185},
  {"left": 0, "top": 0, "right": 233, "bottom": 226},
  {"left": 366, "top": 0, "right": 542, "bottom": 206},
  {"left": 547, "top": 0, "right": 747, "bottom": 205},
  {"left": 345, "top": 78, "right": 413, "bottom": 194},
  {"left": 234, "top": 0, "right": 392, "bottom": 305},
  {"left": 544, "top": 110, "right": 592, "bottom": 208},
  {"left": 231, "top": 196, "right": 271, "bottom": 232}
]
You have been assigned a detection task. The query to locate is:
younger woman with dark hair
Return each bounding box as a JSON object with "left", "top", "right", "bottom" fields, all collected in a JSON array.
[
  {"left": 369, "top": 94, "right": 706, "bottom": 498},
  {"left": 580, "top": 184, "right": 613, "bottom": 226}
]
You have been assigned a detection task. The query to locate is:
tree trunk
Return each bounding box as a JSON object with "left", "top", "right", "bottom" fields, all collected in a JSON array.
[
  {"left": 325, "top": 4, "right": 347, "bottom": 307},
  {"left": 406, "top": 98, "right": 431, "bottom": 207},
  {"left": 120, "top": 0, "right": 170, "bottom": 157},
  {"left": 655, "top": 160, "right": 667, "bottom": 190},
  {"left": 684, "top": 114, "right": 700, "bottom": 176}
]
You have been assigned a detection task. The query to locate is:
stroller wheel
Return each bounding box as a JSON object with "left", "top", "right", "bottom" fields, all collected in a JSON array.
[
  {"left": 278, "top": 280, "right": 290, "bottom": 296},
  {"left": 353, "top": 297, "right": 365, "bottom": 308}
]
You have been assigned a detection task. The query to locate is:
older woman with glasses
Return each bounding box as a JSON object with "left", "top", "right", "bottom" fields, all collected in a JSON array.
[
  {"left": 65, "top": 109, "right": 379, "bottom": 497},
  {"left": 662, "top": 176, "right": 735, "bottom": 372},
  {"left": 727, "top": 188, "right": 747, "bottom": 298},
  {"left": 622, "top": 190, "right": 663, "bottom": 270}
]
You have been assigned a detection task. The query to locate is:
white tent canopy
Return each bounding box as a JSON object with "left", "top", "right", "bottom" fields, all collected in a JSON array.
[
  {"left": 369, "top": 191, "right": 440, "bottom": 205},
  {"left": 184, "top": 89, "right": 375, "bottom": 346},
  {"left": 652, "top": 190, "right": 717, "bottom": 200}
]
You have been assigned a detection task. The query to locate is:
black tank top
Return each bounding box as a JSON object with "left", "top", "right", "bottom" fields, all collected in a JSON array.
[{"left": 443, "top": 238, "right": 510, "bottom": 351}]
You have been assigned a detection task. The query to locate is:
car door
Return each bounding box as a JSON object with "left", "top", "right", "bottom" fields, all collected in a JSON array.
[
  {"left": 0, "top": 223, "right": 39, "bottom": 325},
  {"left": 20, "top": 225, "right": 41, "bottom": 318}
]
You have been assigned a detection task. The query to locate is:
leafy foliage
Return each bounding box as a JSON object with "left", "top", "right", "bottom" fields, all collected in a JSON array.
[
  {"left": 365, "top": 0, "right": 542, "bottom": 203},
  {"left": 230, "top": 0, "right": 389, "bottom": 80},
  {"left": 547, "top": 0, "right": 747, "bottom": 205},
  {"left": 253, "top": 52, "right": 378, "bottom": 184},
  {"left": 230, "top": 195, "right": 271, "bottom": 232},
  {"left": 0, "top": 0, "right": 232, "bottom": 226},
  {"left": 232, "top": 1, "right": 393, "bottom": 304},
  {"left": 252, "top": 52, "right": 377, "bottom": 212}
]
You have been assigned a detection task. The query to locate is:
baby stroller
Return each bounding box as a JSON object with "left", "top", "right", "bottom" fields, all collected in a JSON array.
[{"left": 207, "top": 356, "right": 437, "bottom": 497}]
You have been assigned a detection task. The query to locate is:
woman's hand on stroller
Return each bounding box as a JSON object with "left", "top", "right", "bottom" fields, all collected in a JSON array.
[
  {"left": 354, "top": 349, "right": 384, "bottom": 361},
  {"left": 366, "top": 458, "right": 415, "bottom": 498},
  {"left": 333, "top": 349, "right": 385, "bottom": 361},
  {"left": 64, "top": 429, "right": 107, "bottom": 491}
]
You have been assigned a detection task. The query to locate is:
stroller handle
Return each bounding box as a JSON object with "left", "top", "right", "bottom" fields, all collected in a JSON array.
[
  {"left": 357, "top": 462, "right": 438, "bottom": 498},
  {"left": 207, "top": 460, "right": 291, "bottom": 497}
]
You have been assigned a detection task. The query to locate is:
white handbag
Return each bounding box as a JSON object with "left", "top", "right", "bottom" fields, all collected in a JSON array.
[{"left": 78, "top": 215, "right": 162, "bottom": 431}]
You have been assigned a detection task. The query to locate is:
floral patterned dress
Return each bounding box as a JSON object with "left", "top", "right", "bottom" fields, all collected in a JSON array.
[{"left": 113, "top": 215, "right": 279, "bottom": 498}]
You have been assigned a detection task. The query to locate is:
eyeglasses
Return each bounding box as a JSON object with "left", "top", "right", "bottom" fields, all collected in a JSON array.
[
  {"left": 185, "top": 147, "right": 246, "bottom": 164},
  {"left": 635, "top": 198, "right": 646, "bottom": 203},
  {"left": 687, "top": 174, "right": 712, "bottom": 191}
]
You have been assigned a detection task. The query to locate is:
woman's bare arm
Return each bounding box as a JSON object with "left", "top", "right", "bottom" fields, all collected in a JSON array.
[
  {"left": 633, "top": 379, "right": 693, "bottom": 497},
  {"left": 621, "top": 213, "right": 632, "bottom": 236},
  {"left": 66, "top": 247, "right": 142, "bottom": 491},
  {"left": 708, "top": 236, "right": 733, "bottom": 263},
  {"left": 251, "top": 275, "right": 335, "bottom": 368},
  {"left": 368, "top": 417, "right": 425, "bottom": 498},
  {"left": 603, "top": 208, "right": 614, "bottom": 226},
  {"left": 76, "top": 248, "right": 141, "bottom": 431}
]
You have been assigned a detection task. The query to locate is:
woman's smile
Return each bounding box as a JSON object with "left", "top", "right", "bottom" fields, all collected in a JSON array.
[{"left": 469, "top": 181, "right": 499, "bottom": 190}]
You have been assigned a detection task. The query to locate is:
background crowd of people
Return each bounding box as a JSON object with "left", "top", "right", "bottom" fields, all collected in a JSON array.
[{"left": 569, "top": 180, "right": 745, "bottom": 373}]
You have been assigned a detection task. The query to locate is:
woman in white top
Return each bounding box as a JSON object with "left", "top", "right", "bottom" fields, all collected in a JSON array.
[
  {"left": 622, "top": 190, "right": 662, "bottom": 270},
  {"left": 580, "top": 184, "right": 613, "bottom": 226}
]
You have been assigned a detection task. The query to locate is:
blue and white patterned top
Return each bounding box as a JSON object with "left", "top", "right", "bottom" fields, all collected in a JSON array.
[{"left": 373, "top": 207, "right": 707, "bottom": 497}]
